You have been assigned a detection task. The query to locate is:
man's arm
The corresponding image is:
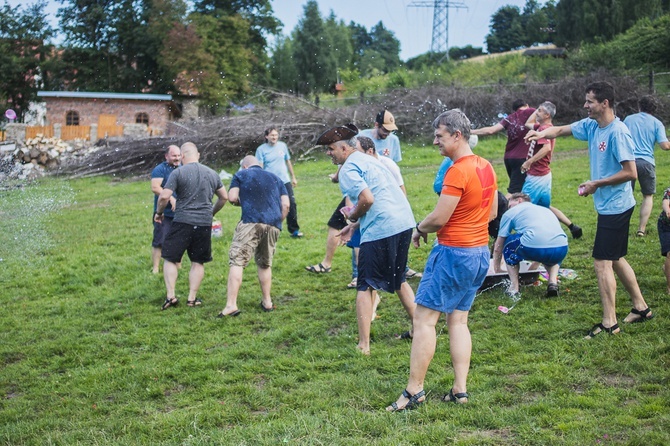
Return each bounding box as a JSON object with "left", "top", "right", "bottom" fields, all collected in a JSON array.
[
  {"left": 660, "top": 141, "right": 670, "bottom": 151},
  {"left": 579, "top": 160, "right": 637, "bottom": 196},
  {"left": 280, "top": 195, "right": 290, "bottom": 220},
  {"left": 286, "top": 160, "right": 298, "bottom": 186},
  {"left": 348, "top": 189, "right": 374, "bottom": 222},
  {"left": 154, "top": 187, "right": 173, "bottom": 222},
  {"left": 212, "top": 187, "right": 228, "bottom": 216},
  {"left": 524, "top": 110, "right": 539, "bottom": 130},
  {"left": 228, "top": 187, "right": 240, "bottom": 206},
  {"left": 472, "top": 123, "right": 504, "bottom": 136},
  {"left": 151, "top": 177, "right": 163, "bottom": 196},
  {"left": 413, "top": 193, "right": 460, "bottom": 247},
  {"left": 492, "top": 236, "right": 506, "bottom": 273},
  {"left": 521, "top": 143, "right": 552, "bottom": 173},
  {"left": 489, "top": 190, "right": 499, "bottom": 222},
  {"left": 525, "top": 124, "right": 572, "bottom": 142}
]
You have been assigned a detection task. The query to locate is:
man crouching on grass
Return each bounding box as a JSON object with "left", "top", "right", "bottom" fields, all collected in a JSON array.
[
  {"left": 317, "top": 124, "right": 417, "bottom": 356},
  {"left": 387, "top": 110, "right": 497, "bottom": 412}
]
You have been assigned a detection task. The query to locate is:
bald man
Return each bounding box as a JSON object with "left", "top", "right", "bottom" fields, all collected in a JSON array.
[
  {"left": 150, "top": 144, "right": 181, "bottom": 273},
  {"left": 155, "top": 142, "right": 227, "bottom": 309}
]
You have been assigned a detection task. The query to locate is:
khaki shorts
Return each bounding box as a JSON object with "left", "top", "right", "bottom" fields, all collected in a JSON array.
[{"left": 229, "top": 222, "right": 280, "bottom": 268}]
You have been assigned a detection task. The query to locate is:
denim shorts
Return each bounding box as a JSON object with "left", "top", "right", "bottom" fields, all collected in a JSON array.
[{"left": 415, "top": 244, "right": 489, "bottom": 313}]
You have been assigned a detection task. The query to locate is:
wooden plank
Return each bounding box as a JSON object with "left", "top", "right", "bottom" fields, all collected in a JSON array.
[
  {"left": 25, "top": 126, "right": 54, "bottom": 139},
  {"left": 61, "top": 125, "right": 91, "bottom": 140}
]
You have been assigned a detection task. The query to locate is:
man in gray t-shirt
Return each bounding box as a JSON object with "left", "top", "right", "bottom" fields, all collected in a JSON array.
[{"left": 155, "top": 142, "right": 227, "bottom": 310}]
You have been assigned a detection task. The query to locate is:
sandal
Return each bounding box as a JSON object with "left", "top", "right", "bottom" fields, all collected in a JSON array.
[
  {"left": 636, "top": 230, "right": 646, "bottom": 237},
  {"left": 585, "top": 323, "right": 619, "bottom": 339},
  {"left": 442, "top": 388, "right": 469, "bottom": 404},
  {"left": 260, "top": 301, "right": 275, "bottom": 312},
  {"left": 386, "top": 389, "right": 426, "bottom": 412},
  {"left": 625, "top": 307, "right": 654, "bottom": 323},
  {"left": 347, "top": 278, "right": 357, "bottom": 289},
  {"left": 396, "top": 330, "right": 413, "bottom": 340},
  {"left": 216, "top": 310, "right": 241, "bottom": 318},
  {"left": 305, "top": 263, "right": 331, "bottom": 274},
  {"left": 161, "top": 297, "right": 178, "bottom": 310},
  {"left": 405, "top": 268, "right": 423, "bottom": 279},
  {"left": 187, "top": 298, "right": 202, "bottom": 307}
]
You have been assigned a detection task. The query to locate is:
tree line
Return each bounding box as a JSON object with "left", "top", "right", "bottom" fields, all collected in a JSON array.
[{"left": 1, "top": 0, "right": 670, "bottom": 121}]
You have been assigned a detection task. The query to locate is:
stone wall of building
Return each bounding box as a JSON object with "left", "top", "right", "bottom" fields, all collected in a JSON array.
[{"left": 43, "top": 98, "right": 171, "bottom": 132}]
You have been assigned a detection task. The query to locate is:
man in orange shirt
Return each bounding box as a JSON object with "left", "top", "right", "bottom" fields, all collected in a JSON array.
[{"left": 387, "top": 109, "right": 498, "bottom": 412}]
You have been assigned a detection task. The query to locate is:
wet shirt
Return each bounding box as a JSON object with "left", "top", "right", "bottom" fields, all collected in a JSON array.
[
  {"left": 164, "top": 163, "right": 224, "bottom": 226},
  {"left": 498, "top": 201, "right": 568, "bottom": 248},
  {"left": 526, "top": 123, "right": 554, "bottom": 177},
  {"left": 255, "top": 141, "right": 291, "bottom": 184},
  {"left": 230, "top": 166, "right": 287, "bottom": 230},
  {"left": 500, "top": 107, "right": 535, "bottom": 159}
]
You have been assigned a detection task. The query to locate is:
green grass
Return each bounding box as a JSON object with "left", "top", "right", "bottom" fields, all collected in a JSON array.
[{"left": 0, "top": 136, "right": 669, "bottom": 445}]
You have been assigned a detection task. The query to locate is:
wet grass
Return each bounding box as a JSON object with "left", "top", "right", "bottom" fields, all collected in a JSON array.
[{"left": 0, "top": 136, "right": 668, "bottom": 445}]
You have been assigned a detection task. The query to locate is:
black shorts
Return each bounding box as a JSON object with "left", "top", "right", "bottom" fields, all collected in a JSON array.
[
  {"left": 161, "top": 221, "right": 213, "bottom": 264},
  {"left": 152, "top": 216, "right": 174, "bottom": 248},
  {"left": 327, "top": 197, "right": 348, "bottom": 230},
  {"left": 658, "top": 218, "right": 670, "bottom": 256},
  {"left": 592, "top": 207, "right": 634, "bottom": 260},
  {"left": 504, "top": 158, "right": 527, "bottom": 194},
  {"left": 357, "top": 228, "right": 412, "bottom": 293}
]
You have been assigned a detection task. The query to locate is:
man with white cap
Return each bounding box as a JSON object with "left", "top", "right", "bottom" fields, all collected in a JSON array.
[{"left": 358, "top": 110, "right": 402, "bottom": 163}]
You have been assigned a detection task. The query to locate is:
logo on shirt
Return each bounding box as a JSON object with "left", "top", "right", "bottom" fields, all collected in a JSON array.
[
  {"left": 598, "top": 141, "right": 607, "bottom": 152},
  {"left": 382, "top": 148, "right": 390, "bottom": 156}
]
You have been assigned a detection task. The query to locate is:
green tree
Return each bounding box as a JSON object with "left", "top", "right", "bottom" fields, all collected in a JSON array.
[
  {"left": 292, "top": 0, "right": 337, "bottom": 94},
  {"left": 0, "top": 1, "right": 53, "bottom": 120},
  {"left": 449, "top": 45, "right": 484, "bottom": 60},
  {"left": 324, "top": 12, "right": 353, "bottom": 73},
  {"left": 369, "top": 22, "right": 401, "bottom": 72},
  {"left": 269, "top": 36, "right": 298, "bottom": 92},
  {"left": 485, "top": 5, "right": 525, "bottom": 53}
]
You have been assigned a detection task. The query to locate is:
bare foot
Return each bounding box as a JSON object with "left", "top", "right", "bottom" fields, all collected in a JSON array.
[
  {"left": 152, "top": 268, "right": 159, "bottom": 274},
  {"left": 356, "top": 345, "right": 370, "bottom": 356}
]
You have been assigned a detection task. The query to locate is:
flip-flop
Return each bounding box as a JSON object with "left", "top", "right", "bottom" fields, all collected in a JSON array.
[
  {"left": 216, "top": 310, "right": 241, "bottom": 318},
  {"left": 305, "top": 263, "right": 331, "bottom": 273},
  {"left": 260, "top": 302, "right": 275, "bottom": 312}
]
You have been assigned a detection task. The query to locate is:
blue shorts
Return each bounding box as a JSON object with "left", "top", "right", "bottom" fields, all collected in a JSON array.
[
  {"left": 522, "top": 173, "right": 552, "bottom": 208},
  {"left": 415, "top": 245, "right": 489, "bottom": 314},
  {"left": 503, "top": 233, "right": 567, "bottom": 266}
]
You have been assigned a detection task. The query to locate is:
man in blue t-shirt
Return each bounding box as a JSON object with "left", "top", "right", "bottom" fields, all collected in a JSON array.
[
  {"left": 217, "top": 156, "right": 289, "bottom": 317},
  {"left": 150, "top": 145, "right": 181, "bottom": 274},
  {"left": 623, "top": 95, "right": 670, "bottom": 236},
  {"left": 526, "top": 81, "right": 654, "bottom": 338},
  {"left": 317, "top": 124, "right": 416, "bottom": 355}
]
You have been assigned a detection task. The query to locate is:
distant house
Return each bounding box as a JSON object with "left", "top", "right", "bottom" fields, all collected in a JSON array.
[{"left": 36, "top": 91, "right": 181, "bottom": 140}]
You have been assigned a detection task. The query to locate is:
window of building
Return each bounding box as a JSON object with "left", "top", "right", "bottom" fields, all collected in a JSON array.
[
  {"left": 135, "top": 112, "right": 149, "bottom": 125},
  {"left": 66, "top": 111, "right": 79, "bottom": 126}
]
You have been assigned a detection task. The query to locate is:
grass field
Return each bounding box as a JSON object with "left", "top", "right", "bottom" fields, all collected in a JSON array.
[{"left": 0, "top": 135, "right": 668, "bottom": 445}]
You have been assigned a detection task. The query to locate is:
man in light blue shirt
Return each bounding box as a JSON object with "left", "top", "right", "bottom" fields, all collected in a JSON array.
[
  {"left": 526, "top": 81, "right": 654, "bottom": 338},
  {"left": 316, "top": 124, "right": 416, "bottom": 355},
  {"left": 255, "top": 127, "right": 303, "bottom": 237},
  {"left": 492, "top": 193, "right": 568, "bottom": 298},
  {"left": 358, "top": 110, "right": 402, "bottom": 162},
  {"left": 623, "top": 96, "right": 670, "bottom": 236}
]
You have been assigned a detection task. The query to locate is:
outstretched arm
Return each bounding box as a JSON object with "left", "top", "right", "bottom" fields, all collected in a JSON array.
[
  {"left": 472, "top": 123, "right": 504, "bottom": 136},
  {"left": 525, "top": 124, "right": 572, "bottom": 142}
]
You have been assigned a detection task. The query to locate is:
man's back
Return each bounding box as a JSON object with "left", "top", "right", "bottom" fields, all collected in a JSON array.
[
  {"left": 231, "top": 166, "right": 287, "bottom": 229},
  {"left": 165, "top": 163, "right": 223, "bottom": 225},
  {"left": 498, "top": 202, "right": 567, "bottom": 248},
  {"left": 624, "top": 112, "right": 668, "bottom": 165}
]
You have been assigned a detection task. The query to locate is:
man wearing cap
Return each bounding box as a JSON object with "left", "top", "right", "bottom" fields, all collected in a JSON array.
[
  {"left": 358, "top": 110, "right": 402, "bottom": 163},
  {"left": 472, "top": 99, "right": 536, "bottom": 195},
  {"left": 317, "top": 124, "right": 416, "bottom": 355}
]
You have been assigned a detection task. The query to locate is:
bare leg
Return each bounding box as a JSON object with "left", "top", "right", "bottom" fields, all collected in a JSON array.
[
  {"left": 387, "top": 305, "right": 440, "bottom": 410},
  {"left": 187, "top": 262, "right": 204, "bottom": 302},
  {"left": 546, "top": 263, "right": 560, "bottom": 285},
  {"left": 163, "top": 260, "right": 179, "bottom": 299},
  {"left": 593, "top": 259, "right": 619, "bottom": 330},
  {"left": 638, "top": 194, "right": 653, "bottom": 234},
  {"left": 550, "top": 206, "right": 572, "bottom": 227},
  {"left": 356, "top": 289, "right": 375, "bottom": 354},
  {"left": 152, "top": 247, "right": 162, "bottom": 274},
  {"left": 447, "top": 310, "right": 472, "bottom": 399},
  {"left": 322, "top": 226, "right": 341, "bottom": 268},
  {"left": 258, "top": 266, "right": 273, "bottom": 308},
  {"left": 222, "top": 265, "right": 244, "bottom": 315},
  {"left": 613, "top": 258, "right": 651, "bottom": 322},
  {"left": 371, "top": 291, "right": 381, "bottom": 321},
  {"left": 665, "top": 254, "right": 670, "bottom": 295},
  {"left": 507, "top": 263, "right": 520, "bottom": 293},
  {"left": 396, "top": 281, "right": 416, "bottom": 321}
]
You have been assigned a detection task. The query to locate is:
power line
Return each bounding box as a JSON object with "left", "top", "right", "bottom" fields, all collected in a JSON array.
[{"left": 409, "top": 0, "right": 467, "bottom": 60}]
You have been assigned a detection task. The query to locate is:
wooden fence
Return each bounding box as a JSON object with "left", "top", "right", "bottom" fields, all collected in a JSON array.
[
  {"left": 0, "top": 130, "right": 5, "bottom": 142},
  {"left": 97, "top": 124, "right": 124, "bottom": 139},
  {"left": 26, "top": 125, "right": 55, "bottom": 139},
  {"left": 61, "top": 125, "right": 91, "bottom": 141}
]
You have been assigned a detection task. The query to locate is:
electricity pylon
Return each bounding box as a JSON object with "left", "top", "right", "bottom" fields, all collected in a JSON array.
[{"left": 409, "top": 0, "right": 467, "bottom": 61}]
